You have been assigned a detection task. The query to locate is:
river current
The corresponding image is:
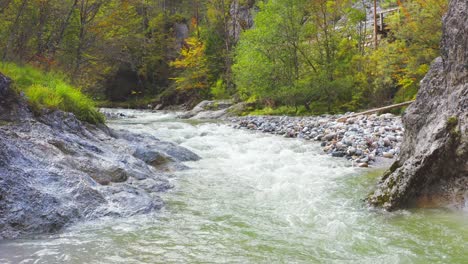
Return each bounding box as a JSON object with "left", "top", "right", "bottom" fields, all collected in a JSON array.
[{"left": 0, "top": 110, "right": 466, "bottom": 263}]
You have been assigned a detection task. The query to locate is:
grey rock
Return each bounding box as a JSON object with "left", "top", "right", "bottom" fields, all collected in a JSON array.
[
  {"left": 153, "top": 104, "right": 163, "bottom": 110},
  {"left": 368, "top": 0, "right": 468, "bottom": 211},
  {"left": 323, "top": 133, "right": 336, "bottom": 141},
  {"left": 228, "top": 0, "right": 255, "bottom": 42},
  {"left": 229, "top": 112, "right": 403, "bottom": 164},
  {"left": 0, "top": 75, "right": 199, "bottom": 239},
  {"left": 358, "top": 162, "right": 369, "bottom": 168},
  {"left": 347, "top": 147, "right": 357, "bottom": 155},
  {"left": 180, "top": 100, "right": 249, "bottom": 120},
  {"left": 331, "top": 151, "right": 346, "bottom": 158},
  {"left": 382, "top": 152, "right": 394, "bottom": 159},
  {"left": 175, "top": 22, "right": 189, "bottom": 50}
]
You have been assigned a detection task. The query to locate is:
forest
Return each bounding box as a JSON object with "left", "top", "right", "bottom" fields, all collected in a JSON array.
[{"left": 0, "top": 0, "right": 447, "bottom": 115}]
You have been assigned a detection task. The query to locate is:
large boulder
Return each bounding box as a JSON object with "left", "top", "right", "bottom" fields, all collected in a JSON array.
[
  {"left": 179, "top": 100, "right": 251, "bottom": 120},
  {"left": 179, "top": 100, "right": 234, "bottom": 119},
  {"left": 368, "top": 0, "right": 468, "bottom": 210},
  {"left": 0, "top": 77, "right": 200, "bottom": 239}
]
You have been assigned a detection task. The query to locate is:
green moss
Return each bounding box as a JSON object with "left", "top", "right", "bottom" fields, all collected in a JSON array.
[
  {"left": 0, "top": 120, "right": 13, "bottom": 126},
  {"left": 368, "top": 191, "right": 391, "bottom": 206},
  {"left": 381, "top": 161, "right": 401, "bottom": 182},
  {"left": 386, "top": 177, "right": 394, "bottom": 189},
  {"left": 205, "top": 102, "right": 219, "bottom": 110},
  {"left": 447, "top": 116, "right": 458, "bottom": 129},
  {"left": 0, "top": 63, "right": 104, "bottom": 124},
  {"left": 446, "top": 116, "right": 461, "bottom": 142},
  {"left": 369, "top": 162, "right": 402, "bottom": 207},
  {"left": 376, "top": 193, "right": 391, "bottom": 206}
]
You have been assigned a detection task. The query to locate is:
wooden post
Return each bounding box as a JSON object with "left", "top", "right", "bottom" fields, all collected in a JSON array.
[{"left": 373, "top": 0, "right": 378, "bottom": 48}]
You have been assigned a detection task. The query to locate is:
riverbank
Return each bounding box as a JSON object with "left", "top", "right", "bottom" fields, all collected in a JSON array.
[
  {"left": 226, "top": 114, "right": 403, "bottom": 167},
  {"left": 174, "top": 99, "right": 404, "bottom": 167}
]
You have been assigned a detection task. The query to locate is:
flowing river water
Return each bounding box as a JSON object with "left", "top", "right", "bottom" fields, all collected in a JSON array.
[{"left": 0, "top": 110, "right": 467, "bottom": 263}]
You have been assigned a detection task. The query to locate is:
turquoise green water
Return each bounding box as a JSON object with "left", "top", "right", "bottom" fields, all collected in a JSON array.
[{"left": 0, "top": 110, "right": 466, "bottom": 263}]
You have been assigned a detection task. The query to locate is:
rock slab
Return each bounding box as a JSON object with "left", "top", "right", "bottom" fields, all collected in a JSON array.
[{"left": 0, "top": 74, "right": 200, "bottom": 239}]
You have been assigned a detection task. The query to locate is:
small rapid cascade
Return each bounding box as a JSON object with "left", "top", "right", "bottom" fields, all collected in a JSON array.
[{"left": 0, "top": 110, "right": 466, "bottom": 263}]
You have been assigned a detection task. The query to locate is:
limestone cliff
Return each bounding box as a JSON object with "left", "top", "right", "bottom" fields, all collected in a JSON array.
[
  {"left": 229, "top": 0, "right": 256, "bottom": 42},
  {"left": 368, "top": 0, "right": 467, "bottom": 210}
]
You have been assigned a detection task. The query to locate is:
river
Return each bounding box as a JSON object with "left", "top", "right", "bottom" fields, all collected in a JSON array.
[{"left": 0, "top": 110, "right": 466, "bottom": 263}]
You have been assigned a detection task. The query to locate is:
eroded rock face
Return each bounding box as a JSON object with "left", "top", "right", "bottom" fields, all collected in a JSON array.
[
  {"left": 0, "top": 75, "right": 30, "bottom": 121},
  {"left": 179, "top": 100, "right": 248, "bottom": 119},
  {"left": 368, "top": 0, "right": 468, "bottom": 210},
  {"left": 0, "top": 74, "right": 200, "bottom": 239},
  {"left": 174, "top": 22, "right": 189, "bottom": 50},
  {"left": 229, "top": 0, "right": 256, "bottom": 42}
]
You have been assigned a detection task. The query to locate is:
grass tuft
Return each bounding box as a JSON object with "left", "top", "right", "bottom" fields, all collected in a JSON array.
[{"left": 0, "top": 62, "right": 104, "bottom": 124}]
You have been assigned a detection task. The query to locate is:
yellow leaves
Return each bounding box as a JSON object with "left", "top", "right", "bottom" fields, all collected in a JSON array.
[
  {"left": 170, "top": 36, "right": 209, "bottom": 91},
  {"left": 326, "top": 1, "right": 335, "bottom": 10},
  {"left": 171, "top": 37, "right": 206, "bottom": 69}
]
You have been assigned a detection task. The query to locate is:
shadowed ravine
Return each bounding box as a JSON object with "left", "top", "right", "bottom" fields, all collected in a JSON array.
[{"left": 0, "top": 110, "right": 466, "bottom": 263}]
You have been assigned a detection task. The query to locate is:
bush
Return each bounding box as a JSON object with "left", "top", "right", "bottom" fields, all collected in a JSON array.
[
  {"left": 210, "top": 79, "right": 229, "bottom": 99},
  {"left": 0, "top": 63, "right": 104, "bottom": 124}
]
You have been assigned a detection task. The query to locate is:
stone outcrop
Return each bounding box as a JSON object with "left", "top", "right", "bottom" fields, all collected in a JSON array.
[
  {"left": 368, "top": 0, "right": 468, "bottom": 210},
  {"left": 178, "top": 100, "right": 248, "bottom": 120},
  {"left": 174, "top": 22, "right": 189, "bottom": 50},
  {"left": 229, "top": 0, "right": 256, "bottom": 42},
  {"left": 0, "top": 74, "right": 200, "bottom": 239}
]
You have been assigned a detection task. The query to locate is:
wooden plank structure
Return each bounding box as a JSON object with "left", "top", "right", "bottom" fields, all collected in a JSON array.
[
  {"left": 367, "top": 6, "right": 400, "bottom": 47},
  {"left": 337, "top": 100, "right": 414, "bottom": 122},
  {"left": 378, "top": 7, "right": 399, "bottom": 31}
]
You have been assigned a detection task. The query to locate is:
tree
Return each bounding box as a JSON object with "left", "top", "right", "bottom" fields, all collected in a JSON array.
[
  {"left": 233, "top": 0, "right": 359, "bottom": 113},
  {"left": 170, "top": 35, "right": 209, "bottom": 91},
  {"left": 357, "top": 0, "right": 448, "bottom": 106}
]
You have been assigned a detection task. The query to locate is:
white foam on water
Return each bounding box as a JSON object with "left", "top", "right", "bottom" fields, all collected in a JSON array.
[{"left": 0, "top": 110, "right": 466, "bottom": 264}]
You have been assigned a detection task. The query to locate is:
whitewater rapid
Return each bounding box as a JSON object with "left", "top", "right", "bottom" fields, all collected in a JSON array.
[{"left": 0, "top": 110, "right": 466, "bottom": 263}]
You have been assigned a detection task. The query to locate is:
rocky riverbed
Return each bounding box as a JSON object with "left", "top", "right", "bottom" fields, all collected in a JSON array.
[{"left": 227, "top": 114, "right": 403, "bottom": 167}]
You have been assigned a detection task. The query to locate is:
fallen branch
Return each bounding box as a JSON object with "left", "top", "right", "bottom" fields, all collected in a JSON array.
[{"left": 337, "top": 100, "right": 415, "bottom": 122}]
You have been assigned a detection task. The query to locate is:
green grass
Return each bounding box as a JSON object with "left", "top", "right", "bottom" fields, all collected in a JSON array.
[
  {"left": 246, "top": 106, "right": 317, "bottom": 116},
  {"left": 0, "top": 62, "right": 104, "bottom": 124},
  {"left": 246, "top": 103, "right": 408, "bottom": 117}
]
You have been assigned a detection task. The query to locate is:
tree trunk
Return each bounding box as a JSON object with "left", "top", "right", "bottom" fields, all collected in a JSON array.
[
  {"left": 2, "top": 0, "right": 28, "bottom": 62},
  {"left": 47, "top": 0, "right": 79, "bottom": 58}
]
